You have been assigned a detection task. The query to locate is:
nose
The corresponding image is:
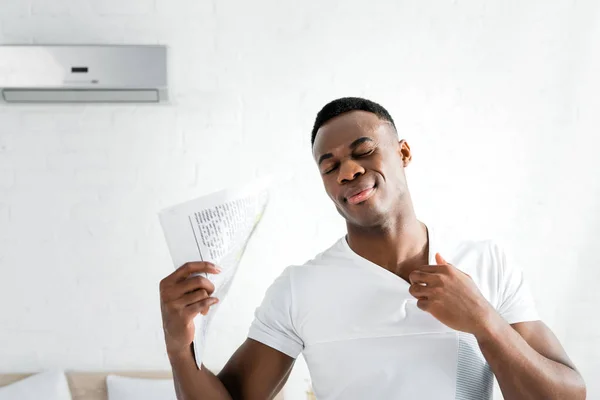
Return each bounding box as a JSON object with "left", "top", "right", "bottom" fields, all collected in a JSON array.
[{"left": 337, "top": 159, "right": 365, "bottom": 184}]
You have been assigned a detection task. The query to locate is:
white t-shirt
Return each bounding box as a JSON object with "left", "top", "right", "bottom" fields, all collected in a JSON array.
[{"left": 248, "top": 226, "right": 539, "bottom": 400}]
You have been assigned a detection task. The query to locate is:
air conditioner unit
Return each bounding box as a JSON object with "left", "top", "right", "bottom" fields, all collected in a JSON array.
[{"left": 0, "top": 45, "right": 168, "bottom": 103}]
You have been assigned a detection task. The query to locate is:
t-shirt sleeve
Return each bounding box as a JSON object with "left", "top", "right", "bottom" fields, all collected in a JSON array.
[
  {"left": 247, "top": 266, "right": 303, "bottom": 358},
  {"left": 494, "top": 242, "right": 541, "bottom": 324}
]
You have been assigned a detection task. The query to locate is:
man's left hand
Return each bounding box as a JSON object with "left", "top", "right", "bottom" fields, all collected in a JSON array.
[{"left": 408, "top": 253, "right": 496, "bottom": 335}]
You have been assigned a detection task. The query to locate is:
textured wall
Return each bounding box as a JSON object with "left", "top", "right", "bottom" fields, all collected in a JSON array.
[{"left": 1, "top": 1, "right": 599, "bottom": 398}]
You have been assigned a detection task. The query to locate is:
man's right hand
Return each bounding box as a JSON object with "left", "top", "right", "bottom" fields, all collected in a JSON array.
[{"left": 159, "top": 262, "right": 222, "bottom": 356}]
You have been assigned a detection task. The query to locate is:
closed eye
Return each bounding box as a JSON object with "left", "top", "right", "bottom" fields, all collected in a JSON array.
[
  {"left": 324, "top": 165, "right": 338, "bottom": 175},
  {"left": 354, "top": 149, "right": 374, "bottom": 157},
  {"left": 323, "top": 150, "right": 373, "bottom": 174}
]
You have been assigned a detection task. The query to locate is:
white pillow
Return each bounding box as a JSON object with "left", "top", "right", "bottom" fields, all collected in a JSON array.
[
  {"left": 0, "top": 370, "right": 72, "bottom": 400},
  {"left": 106, "top": 375, "right": 177, "bottom": 400}
]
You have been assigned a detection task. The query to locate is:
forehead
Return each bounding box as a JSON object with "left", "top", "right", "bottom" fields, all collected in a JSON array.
[{"left": 312, "top": 110, "right": 392, "bottom": 158}]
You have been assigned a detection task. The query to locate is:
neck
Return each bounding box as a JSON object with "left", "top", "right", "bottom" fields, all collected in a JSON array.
[{"left": 345, "top": 203, "right": 429, "bottom": 280}]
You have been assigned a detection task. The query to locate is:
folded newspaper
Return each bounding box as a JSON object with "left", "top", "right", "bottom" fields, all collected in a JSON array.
[{"left": 158, "top": 176, "right": 271, "bottom": 369}]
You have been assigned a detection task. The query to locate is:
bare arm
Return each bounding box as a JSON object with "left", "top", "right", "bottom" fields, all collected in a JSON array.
[
  {"left": 476, "top": 318, "right": 586, "bottom": 400},
  {"left": 168, "top": 340, "right": 294, "bottom": 400},
  {"left": 409, "top": 254, "right": 586, "bottom": 400},
  {"left": 168, "top": 345, "right": 232, "bottom": 400},
  {"left": 160, "top": 262, "right": 295, "bottom": 400},
  {"left": 218, "top": 339, "right": 295, "bottom": 400}
]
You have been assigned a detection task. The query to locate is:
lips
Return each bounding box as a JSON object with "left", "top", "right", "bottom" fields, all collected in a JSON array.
[{"left": 345, "top": 185, "right": 376, "bottom": 205}]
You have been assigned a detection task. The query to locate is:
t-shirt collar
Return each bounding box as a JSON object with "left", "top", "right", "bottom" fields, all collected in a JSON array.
[{"left": 338, "top": 223, "right": 437, "bottom": 268}]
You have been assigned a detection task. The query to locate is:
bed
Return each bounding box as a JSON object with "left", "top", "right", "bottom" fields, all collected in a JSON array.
[{"left": 0, "top": 371, "right": 285, "bottom": 399}]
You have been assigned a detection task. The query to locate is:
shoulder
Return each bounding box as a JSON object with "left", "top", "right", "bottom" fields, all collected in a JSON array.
[
  {"left": 265, "top": 237, "right": 350, "bottom": 301},
  {"left": 429, "top": 225, "right": 505, "bottom": 268},
  {"left": 453, "top": 238, "right": 506, "bottom": 265},
  {"left": 288, "top": 236, "right": 350, "bottom": 276},
  {"left": 437, "top": 229, "right": 505, "bottom": 271},
  {"left": 443, "top": 235, "right": 509, "bottom": 306}
]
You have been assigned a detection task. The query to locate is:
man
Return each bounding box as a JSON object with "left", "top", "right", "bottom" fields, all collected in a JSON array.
[{"left": 160, "top": 97, "right": 586, "bottom": 399}]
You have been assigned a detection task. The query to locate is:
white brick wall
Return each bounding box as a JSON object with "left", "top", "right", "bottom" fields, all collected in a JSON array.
[{"left": 1, "top": 1, "right": 599, "bottom": 399}]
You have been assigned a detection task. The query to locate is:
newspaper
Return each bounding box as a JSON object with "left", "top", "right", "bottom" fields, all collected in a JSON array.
[{"left": 158, "top": 176, "right": 271, "bottom": 369}]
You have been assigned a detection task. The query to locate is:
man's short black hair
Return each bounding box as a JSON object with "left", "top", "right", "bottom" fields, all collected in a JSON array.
[{"left": 311, "top": 97, "right": 396, "bottom": 147}]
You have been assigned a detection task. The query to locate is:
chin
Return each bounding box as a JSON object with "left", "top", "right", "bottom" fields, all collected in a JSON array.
[{"left": 338, "top": 205, "right": 387, "bottom": 229}]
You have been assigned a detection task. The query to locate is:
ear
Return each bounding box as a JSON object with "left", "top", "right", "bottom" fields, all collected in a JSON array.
[{"left": 399, "top": 139, "right": 412, "bottom": 167}]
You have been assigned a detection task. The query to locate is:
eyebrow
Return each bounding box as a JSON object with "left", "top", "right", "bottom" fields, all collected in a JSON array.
[{"left": 317, "top": 137, "right": 374, "bottom": 166}]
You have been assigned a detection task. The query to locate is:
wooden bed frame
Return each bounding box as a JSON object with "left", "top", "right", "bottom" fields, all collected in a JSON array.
[{"left": 0, "top": 371, "right": 285, "bottom": 399}]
